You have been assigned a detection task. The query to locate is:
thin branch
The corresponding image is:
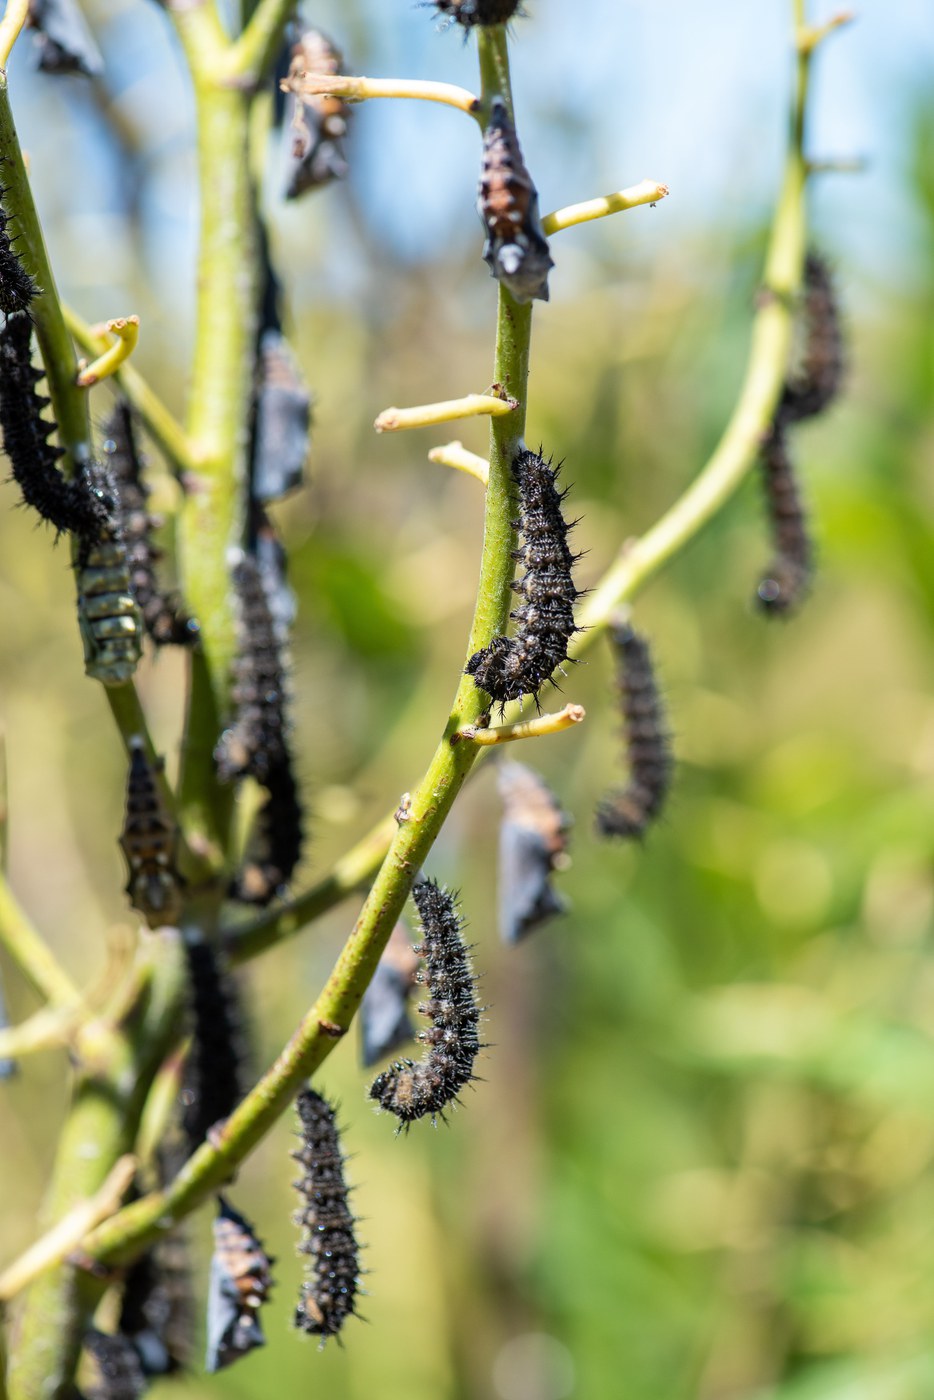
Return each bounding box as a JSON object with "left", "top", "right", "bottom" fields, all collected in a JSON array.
[
  {"left": 542, "top": 180, "right": 670, "bottom": 236},
  {"left": 83, "top": 23, "right": 531, "bottom": 1270},
  {"left": 75, "top": 316, "right": 139, "bottom": 388},
  {"left": 0, "top": 0, "right": 29, "bottom": 70},
  {"left": 64, "top": 305, "right": 199, "bottom": 478},
  {"left": 0, "top": 1004, "right": 84, "bottom": 1059},
  {"left": 0, "top": 1156, "right": 137, "bottom": 1303},
  {"left": 280, "top": 71, "right": 481, "bottom": 118},
  {"left": 0, "top": 876, "right": 81, "bottom": 1007},
  {"left": 428, "top": 441, "right": 490, "bottom": 485},
  {"left": 224, "top": 0, "right": 304, "bottom": 86},
  {"left": 455, "top": 703, "right": 586, "bottom": 746},
  {"left": 375, "top": 392, "right": 517, "bottom": 434},
  {"left": 798, "top": 9, "right": 854, "bottom": 53}
]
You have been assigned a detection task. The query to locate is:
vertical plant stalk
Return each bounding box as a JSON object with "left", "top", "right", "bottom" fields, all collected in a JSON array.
[
  {"left": 83, "top": 22, "right": 534, "bottom": 1267},
  {"left": 6, "top": 934, "right": 185, "bottom": 1400},
  {"left": 172, "top": 6, "right": 258, "bottom": 864}
]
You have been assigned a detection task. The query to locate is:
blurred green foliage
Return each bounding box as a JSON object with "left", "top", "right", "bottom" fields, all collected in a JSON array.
[{"left": 2, "top": 11, "right": 934, "bottom": 1400}]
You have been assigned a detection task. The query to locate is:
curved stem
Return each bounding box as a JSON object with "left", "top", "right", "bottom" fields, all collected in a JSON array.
[
  {"left": 84, "top": 21, "right": 532, "bottom": 1270},
  {"left": 0, "top": 876, "right": 80, "bottom": 1006}
]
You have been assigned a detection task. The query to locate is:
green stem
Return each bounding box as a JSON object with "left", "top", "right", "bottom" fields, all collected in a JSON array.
[
  {"left": 6, "top": 934, "right": 185, "bottom": 1400},
  {"left": 223, "top": 0, "right": 294, "bottom": 85},
  {"left": 84, "top": 22, "right": 533, "bottom": 1270},
  {"left": 223, "top": 14, "right": 816, "bottom": 967},
  {"left": 172, "top": 7, "right": 258, "bottom": 865}
]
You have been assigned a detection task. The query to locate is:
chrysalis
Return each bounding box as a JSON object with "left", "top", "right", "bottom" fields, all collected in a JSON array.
[
  {"left": 250, "top": 331, "right": 311, "bottom": 503},
  {"left": 75, "top": 461, "right": 143, "bottom": 686},
  {"left": 0, "top": 193, "right": 37, "bottom": 316},
  {"left": 467, "top": 447, "right": 582, "bottom": 708},
  {"left": 81, "top": 1329, "right": 146, "bottom": 1400},
  {"left": 497, "top": 759, "right": 570, "bottom": 944},
  {"left": 181, "top": 940, "right": 245, "bottom": 1152},
  {"left": 478, "top": 98, "right": 552, "bottom": 304},
  {"left": 0, "top": 967, "right": 16, "bottom": 1079},
  {"left": 28, "top": 0, "right": 104, "bottom": 76},
  {"left": 205, "top": 1196, "right": 275, "bottom": 1373},
  {"left": 103, "top": 404, "right": 198, "bottom": 647},
  {"left": 0, "top": 312, "right": 109, "bottom": 538},
  {"left": 596, "top": 621, "right": 673, "bottom": 839},
  {"left": 755, "top": 423, "right": 813, "bottom": 615},
  {"left": 293, "top": 1089, "right": 361, "bottom": 1341},
  {"left": 369, "top": 879, "right": 483, "bottom": 1126},
  {"left": 359, "top": 921, "right": 419, "bottom": 1067},
  {"left": 283, "top": 29, "right": 350, "bottom": 199}
]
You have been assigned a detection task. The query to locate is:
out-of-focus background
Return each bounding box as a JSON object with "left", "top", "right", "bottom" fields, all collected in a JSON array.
[{"left": 2, "top": 1, "right": 934, "bottom": 1397}]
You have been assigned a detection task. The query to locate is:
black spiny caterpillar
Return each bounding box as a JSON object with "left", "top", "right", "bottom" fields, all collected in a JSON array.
[
  {"left": 369, "top": 879, "right": 482, "bottom": 1126},
  {"left": 181, "top": 941, "right": 245, "bottom": 1152},
  {"left": 0, "top": 188, "right": 37, "bottom": 315},
  {"left": 215, "top": 550, "right": 289, "bottom": 785},
  {"left": 118, "top": 737, "right": 182, "bottom": 929},
  {"left": 432, "top": 0, "right": 523, "bottom": 27},
  {"left": 230, "top": 756, "right": 304, "bottom": 905},
  {"left": 292, "top": 1089, "right": 361, "bottom": 1341},
  {"left": 467, "top": 447, "right": 581, "bottom": 707},
  {"left": 119, "top": 1228, "right": 193, "bottom": 1377},
  {"left": 782, "top": 250, "right": 844, "bottom": 424},
  {"left": 103, "top": 404, "right": 197, "bottom": 647},
  {"left": 205, "top": 1196, "right": 275, "bottom": 1372},
  {"left": 755, "top": 422, "right": 814, "bottom": 614},
  {"left": 81, "top": 1328, "right": 146, "bottom": 1400},
  {"left": 478, "top": 98, "right": 552, "bottom": 304},
  {"left": 0, "top": 312, "right": 109, "bottom": 538},
  {"left": 596, "top": 621, "right": 673, "bottom": 839}
]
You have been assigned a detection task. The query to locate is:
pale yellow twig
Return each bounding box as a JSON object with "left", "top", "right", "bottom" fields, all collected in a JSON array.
[
  {"left": 0, "top": 0, "right": 29, "bottom": 69},
  {"left": 0, "top": 875, "right": 80, "bottom": 1006},
  {"left": 427, "top": 440, "right": 490, "bottom": 485},
  {"left": 456, "top": 703, "right": 586, "bottom": 746},
  {"left": 806, "top": 156, "right": 866, "bottom": 175},
  {"left": 281, "top": 71, "right": 480, "bottom": 116},
  {"left": 0, "top": 1154, "right": 137, "bottom": 1302},
  {"left": 0, "top": 1003, "right": 83, "bottom": 1059},
  {"left": 376, "top": 393, "right": 517, "bottom": 434},
  {"left": 542, "top": 180, "right": 670, "bottom": 236},
  {"left": 798, "top": 10, "right": 855, "bottom": 53},
  {"left": 76, "top": 316, "right": 140, "bottom": 389}
]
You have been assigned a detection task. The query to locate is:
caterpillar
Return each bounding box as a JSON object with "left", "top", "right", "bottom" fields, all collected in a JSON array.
[
  {"left": 596, "top": 621, "right": 673, "bottom": 839},
  {"left": 28, "top": 0, "right": 104, "bottom": 77},
  {"left": 230, "top": 754, "right": 304, "bottom": 905},
  {"left": 75, "top": 460, "right": 143, "bottom": 686},
  {"left": 478, "top": 98, "right": 552, "bottom": 305},
  {"left": 497, "top": 758, "right": 570, "bottom": 944},
  {"left": 0, "top": 188, "right": 37, "bottom": 316},
  {"left": 181, "top": 940, "right": 245, "bottom": 1152},
  {"left": 369, "top": 879, "right": 482, "bottom": 1126},
  {"left": 781, "top": 251, "right": 844, "bottom": 424},
  {"left": 205, "top": 1196, "right": 275, "bottom": 1372},
  {"left": 103, "top": 404, "right": 198, "bottom": 647},
  {"left": 292, "top": 1088, "right": 361, "bottom": 1341},
  {"left": 755, "top": 422, "right": 813, "bottom": 615},
  {"left": 215, "top": 549, "right": 290, "bottom": 786},
  {"left": 359, "top": 921, "right": 419, "bottom": 1067},
  {"left": 467, "top": 447, "right": 581, "bottom": 708},
  {"left": 81, "top": 1329, "right": 146, "bottom": 1400},
  {"left": 119, "top": 1229, "right": 193, "bottom": 1377},
  {"left": 0, "top": 311, "right": 109, "bottom": 538},
  {"left": 118, "top": 737, "right": 183, "bottom": 929},
  {"left": 250, "top": 330, "right": 311, "bottom": 503},
  {"left": 283, "top": 29, "right": 350, "bottom": 199},
  {"left": 431, "top": 0, "right": 523, "bottom": 26}
]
